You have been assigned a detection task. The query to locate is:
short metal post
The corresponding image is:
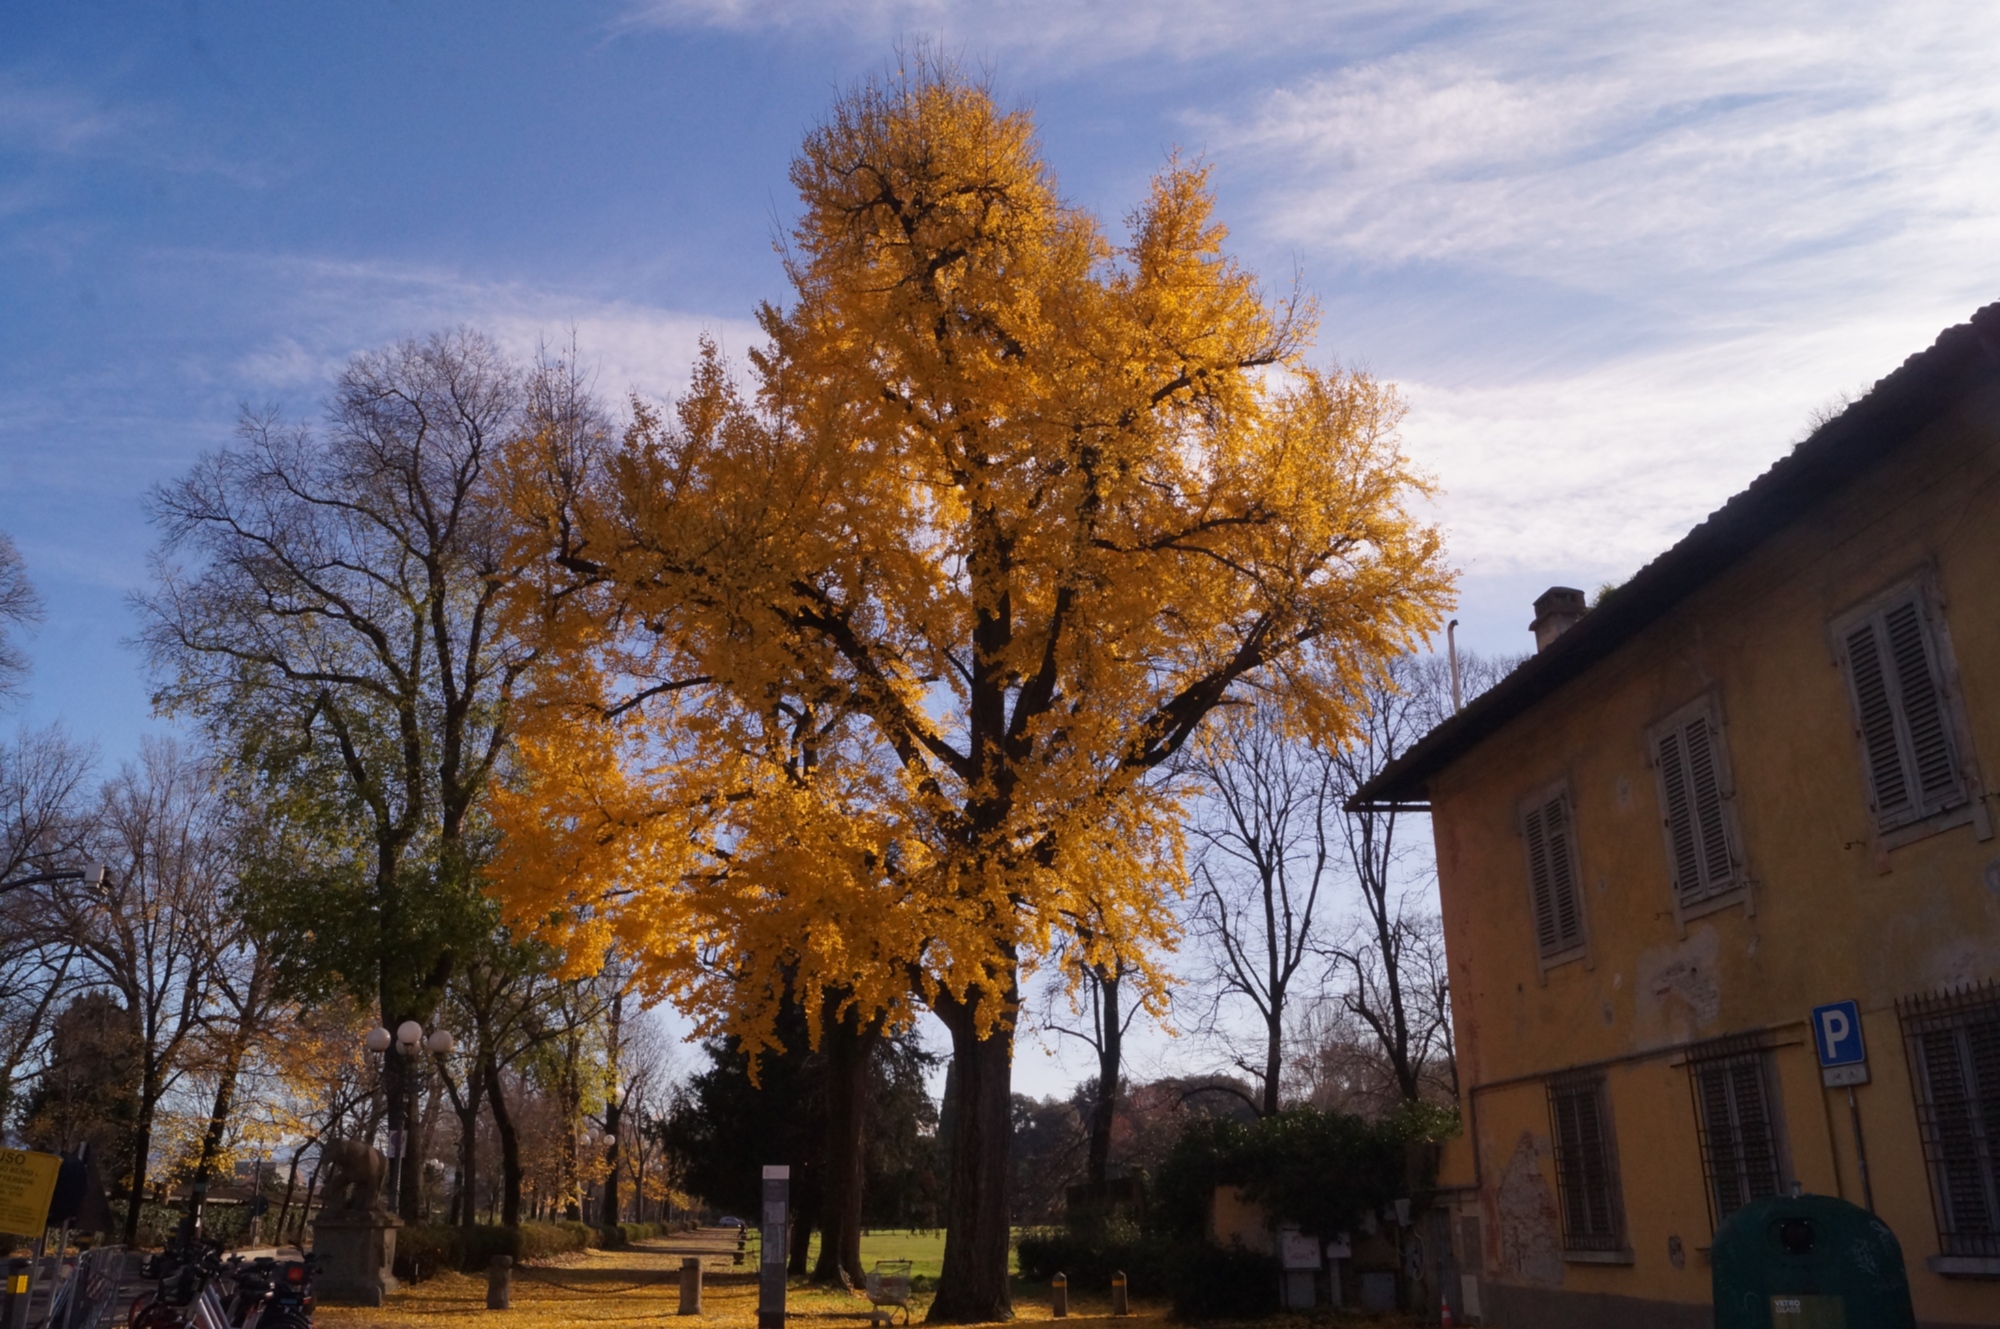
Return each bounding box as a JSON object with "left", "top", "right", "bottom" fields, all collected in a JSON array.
[
  {"left": 3, "top": 1258, "right": 31, "bottom": 1329},
  {"left": 1110, "top": 1271, "right": 1128, "bottom": 1316},
  {"left": 486, "top": 1255, "right": 512, "bottom": 1310},
  {"left": 679, "top": 1257, "right": 703, "bottom": 1315},
  {"left": 1050, "top": 1273, "right": 1067, "bottom": 1318}
]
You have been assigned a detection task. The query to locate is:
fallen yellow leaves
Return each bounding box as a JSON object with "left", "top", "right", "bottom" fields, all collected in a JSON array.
[{"left": 316, "top": 1241, "right": 1169, "bottom": 1329}]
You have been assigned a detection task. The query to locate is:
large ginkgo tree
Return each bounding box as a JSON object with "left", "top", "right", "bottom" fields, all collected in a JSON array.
[{"left": 490, "top": 59, "right": 1452, "bottom": 1321}]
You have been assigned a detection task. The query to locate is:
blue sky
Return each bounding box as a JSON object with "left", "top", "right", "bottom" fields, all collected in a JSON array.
[{"left": 6, "top": 1, "right": 2000, "bottom": 1085}]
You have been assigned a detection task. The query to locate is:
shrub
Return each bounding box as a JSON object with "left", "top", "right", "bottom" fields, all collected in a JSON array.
[
  {"left": 1165, "top": 1243, "right": 1281, "bottom": 1321},
  {"left": 1153, "top": 1105, "right": 1452, "bottom": 1243},
  {"left": 390, "top": 1221, "right": 595, "bottom": 1277},
  {"left": 1012, "top": 1229, "right": 1176, "bottom": 1303}
]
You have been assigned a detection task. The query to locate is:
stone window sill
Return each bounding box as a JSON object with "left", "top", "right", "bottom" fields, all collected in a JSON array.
[
  {"left": 1562, "top": 1249, "right": 1634, "bottom": 1265},
  {"left": 1928, "top": 1255, "right": 2000, "bottom": 1278}
]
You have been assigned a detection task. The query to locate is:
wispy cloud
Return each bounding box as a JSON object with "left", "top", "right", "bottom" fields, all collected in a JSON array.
[
  {"left": 1185, "top": 2, "right": 2000, "bottom": 584},
  {"left": 210, "top": 254, "right": 759, "bottom": 407},
  {"left": 616, "top": 0, "right": 1426, "bottom": 68},
  {"left": 0, "top": 74, "right": 127, "bottom": 155},
  {"left": 1224, "top": 9, "right": 2000, "bottom": 309}
]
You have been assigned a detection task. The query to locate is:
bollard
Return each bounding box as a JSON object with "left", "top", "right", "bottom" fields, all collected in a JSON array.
[
  {"left": 1110, "top": 1271, "right": 1128, "bottom": 1317},
  {"left": 486, "top": 1255, "right": 512, "bottom": 1310},
  {"left": 4, "top": 1258, "right": 31, "bottom": 1329},
  {"left": 1050, "top": 1273, "right": 1067, "bottom": 1319},
  {"left": 679, "top": 1257, "right": 704, "bottom": 1315}
]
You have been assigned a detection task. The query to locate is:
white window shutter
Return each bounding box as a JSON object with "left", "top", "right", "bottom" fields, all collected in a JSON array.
[
  {"left": 1683, "top": 716, "right": 1734, "bottom": 889},
  {"left": 1655, "top": 726, "right": 1701, "bottom": 901},
  {"left": 1846, "top": 616, "right": 1915, "bottom": 824},
  {"left": 1651, "top": 704, "right": 1740, "bottom": 907},
  {"left": 1840, "top": 589, "right": 1965, "bottom": 831},
  {"left": 1883, "top": 600, "right": 1961, "bottom": 814}
]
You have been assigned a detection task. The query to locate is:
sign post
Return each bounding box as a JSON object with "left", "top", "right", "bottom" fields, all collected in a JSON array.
[
  {"left": 758, "top": 1165, "right": 788, "bottom": 1329},
  {"left": 1811, "top": 1000, "right": 1873, "bottom": 1213}
]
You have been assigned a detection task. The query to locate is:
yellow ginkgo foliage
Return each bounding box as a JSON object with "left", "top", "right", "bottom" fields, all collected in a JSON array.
[{"left": 490, "top": 57, "right": 1452, "bottom": 1322}]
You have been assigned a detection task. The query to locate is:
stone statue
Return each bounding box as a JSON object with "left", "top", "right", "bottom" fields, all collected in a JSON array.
[{"left": 318, "top": 1138, "right": 388, "bottom": 1213}]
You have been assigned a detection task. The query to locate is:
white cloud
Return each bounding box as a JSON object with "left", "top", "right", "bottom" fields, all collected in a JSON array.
[
  {"left": 1183, "top": 2, "right": 2000, "bottom": 583},
  {"left": 616, "top": 0, "right": 1424, "bottom": 68},
  {"left": 1397, "top": 300, "right": 1972, "bottom": 580},
  {"left": 1225, "top": 5, "right": 2000, "bottom": 306},
  {"left": 211, "top": 255, "right": 761, "bottom": 408}
]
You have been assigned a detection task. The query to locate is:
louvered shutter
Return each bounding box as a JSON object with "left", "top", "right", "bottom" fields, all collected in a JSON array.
[
  {"left": 1915, "top": 1017, "right": 2000, "bottom": 1245},
  {"left": 1549, "top": 1078, "right": 1622, "bottom": 1249},
  {"left": 1840, "top": 590, "right": 1964, "bottom": 830},
  {"left": 1523, "top": 790, "right": 1584, "bottom": 959},
  {"left": 1653, "top": 706, "right": 1738, "bottom": 906},
  {"left": 1694, "top": 1052, "right": 1783, "bottom": 1222}
]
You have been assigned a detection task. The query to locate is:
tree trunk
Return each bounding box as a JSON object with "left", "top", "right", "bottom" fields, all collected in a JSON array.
[
  {"left": 814, "top": 1012, "right": 879, "bottom": 1283},
  {"left": 1262, "top": 1005, "right": 1283, "bottom": 1116},
  {"left": 297, "top": 1162, "right": 322, "bottom": 1246},
  {"left": 275, "top": 1147, "right": 303, "bottom": 1242},
  {"left": 788, "top": 1163, "right": 818, "bottom": 1277},
  {"left": 122, "top": 1079, "right": 159, "bottom": 1247},
  {"left": 928, "top": 990, "right": 1014, "bottom": 1324},
  {"left": 454, "top": 1063, "right": 485, "bottom": 1232},
  {"left": 1085, "top": 969, "right": 1121, "bottom": 1186},
  {"left": 186, "top": 1037, "right": 249, "bottom": 1232},
  {"left": 486, "top": 1054, "right": 525, "bottom": 1226},
  {"left": 600, "top": 986, "right": 624, "bottom": 1225}
]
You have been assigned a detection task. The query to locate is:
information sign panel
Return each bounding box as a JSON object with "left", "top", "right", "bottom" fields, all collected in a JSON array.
[
  {"left": 1811, "top": 1000, "right": 1869, "bottom": 1087},
  {"left": 0, "top": 1149, "right": 61, "bottom": 1236}
]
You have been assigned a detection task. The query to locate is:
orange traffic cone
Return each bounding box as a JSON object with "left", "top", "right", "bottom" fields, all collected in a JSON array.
[{"left": 1439, "top": 1293, "right": 1455, "bottom": 1327}]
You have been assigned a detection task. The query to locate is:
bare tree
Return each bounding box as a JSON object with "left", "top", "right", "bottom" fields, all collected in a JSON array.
[
  {"left": 1322, "top": 652, "right": 1514, "bottom": 1105},
  {"left": 53, "top": 739, "right": 229, "bottom": 1244},
  {"left": 136, "top": 330, "right": 590, "bottom": 1218},
  {"left": 0, "top": 726, "right": 94, "bottom": 1136},
  {"left": 0, "top": 533, "right": 41, "bottom": 705},
  {"left": 1288, "top": 914, "right": 1455, "bottom": 1114},
  {"left": 1180, "top": 702, "right": 1341, "bottom": 1115},
  {"left": 1037, "top": 945, "right": 1143, "bottom": 1186}
]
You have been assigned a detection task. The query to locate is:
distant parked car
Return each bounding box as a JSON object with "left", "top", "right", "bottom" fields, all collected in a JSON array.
[{"left": 718, "top": 1216, "right": 746, "bottom": 1228}]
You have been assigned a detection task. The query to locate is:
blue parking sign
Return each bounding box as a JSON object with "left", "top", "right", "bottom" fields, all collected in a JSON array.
[{"left": 1812, "top": 1000, "right": 1868, "bottom": 1087}]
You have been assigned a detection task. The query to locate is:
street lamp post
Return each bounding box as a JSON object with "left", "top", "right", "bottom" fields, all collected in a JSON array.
[
  {"left": 363, "top": 1021, "right": 456, "bottom": 1215},
  {"left": 0, "top": 863, "right": 105, "bottom": 895}
]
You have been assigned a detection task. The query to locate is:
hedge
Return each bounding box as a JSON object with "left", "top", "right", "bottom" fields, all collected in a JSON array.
[
  {"left": 1152, "top": 1104, "right": 1452, "bottom": 1242},
  {"left": 1014, "top": 1231, "right": 1279, "bottom": 1321},
  {"left": 394, "top": 1218, "right": 698, "bottom": 1276}
]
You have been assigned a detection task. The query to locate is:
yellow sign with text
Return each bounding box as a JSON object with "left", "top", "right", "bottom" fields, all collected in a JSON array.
[{"left": 0, "top": 1148, "right": 61, "bottom": 1236}]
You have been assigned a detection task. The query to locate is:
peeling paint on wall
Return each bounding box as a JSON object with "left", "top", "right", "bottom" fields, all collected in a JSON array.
[
  {"left": 1925, "top": 935, "right": 2000, "bottom": 991},
  {"left": 1635, "top": 925, "right": 1721, "bottom": 1045},
  {"left": 1492, "top": 1132, "right": 1563, "bottom": 1287}
]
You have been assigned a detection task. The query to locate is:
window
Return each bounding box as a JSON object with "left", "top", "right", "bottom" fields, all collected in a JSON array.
[
  {"left": 1648, "top": 697, "right": 1744, "bottom": 911},
  {"left": 1547, "top": 1075, "right": 1625, "bottom": 1252},
  {"left": 1521, "top": 786, "right": 1585, "bottom": 962},
  {"left": 1899, "top": 982, "right": 2000, "bottom": 1258},
  {"left": 1688, "top": 1040, "right": 1784, "bottom": 1226},
  {"left": 1833, "top": 583, "right": 1968, "bottom": 834}
]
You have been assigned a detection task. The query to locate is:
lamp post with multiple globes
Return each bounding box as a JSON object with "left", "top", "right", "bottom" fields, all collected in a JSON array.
[{"left": 363, "top": 1021, "right": 456, "bottom": 1214}]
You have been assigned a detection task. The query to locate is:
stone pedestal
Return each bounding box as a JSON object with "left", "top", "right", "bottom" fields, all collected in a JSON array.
[{"left": 311, "top": 1210, "right": 402, "bottom": 1307}]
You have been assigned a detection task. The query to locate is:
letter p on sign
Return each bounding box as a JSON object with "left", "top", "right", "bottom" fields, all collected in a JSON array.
[{"left": 1812, "top": 999, "right": 1868, "bottom": 1087}]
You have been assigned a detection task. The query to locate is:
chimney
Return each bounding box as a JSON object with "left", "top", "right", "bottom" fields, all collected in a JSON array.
[{"left": 1530, "top": 586, "right": 1588, "bottom": 652}]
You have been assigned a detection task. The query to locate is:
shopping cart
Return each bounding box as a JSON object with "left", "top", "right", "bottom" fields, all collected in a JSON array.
[{"left": 863, "top": 1260, "right": 913, "bottom": 1325}]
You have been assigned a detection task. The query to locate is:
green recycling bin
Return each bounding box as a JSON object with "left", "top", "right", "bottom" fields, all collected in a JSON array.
[{"left": 1711, "top": 1193, "right": 1915, "bottom": 1329}]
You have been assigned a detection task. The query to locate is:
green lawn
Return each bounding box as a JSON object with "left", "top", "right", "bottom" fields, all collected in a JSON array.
[{"left": 785, "top": 1227, "right": 1024, "bottom": 1281}]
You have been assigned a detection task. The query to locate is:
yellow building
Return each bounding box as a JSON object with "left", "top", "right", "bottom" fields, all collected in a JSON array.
[{"left": 1355, "top": 305, "right": 2000, "bottom": 1329}]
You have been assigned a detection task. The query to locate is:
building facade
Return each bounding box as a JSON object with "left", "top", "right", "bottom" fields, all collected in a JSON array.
[{"left": 1356, "top": 305, "right": 2000, "bottom": 1328}]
